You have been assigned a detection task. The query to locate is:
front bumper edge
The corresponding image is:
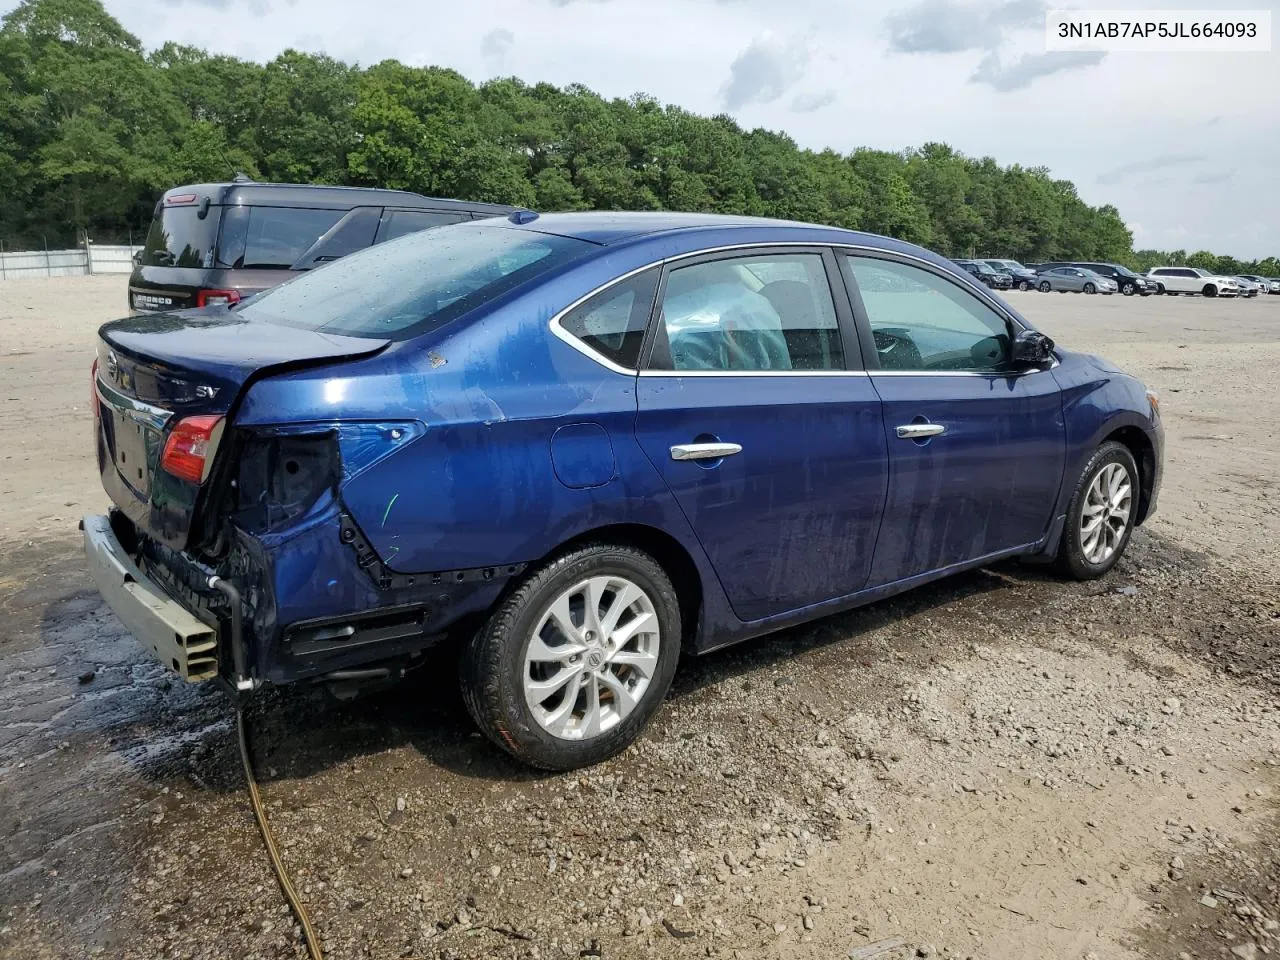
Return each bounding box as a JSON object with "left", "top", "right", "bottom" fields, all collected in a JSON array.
[{"left": 83, "top": 513, "right": 219, "bottom": 681}]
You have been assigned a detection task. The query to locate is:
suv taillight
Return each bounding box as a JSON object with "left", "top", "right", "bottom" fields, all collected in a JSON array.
[
  {"left": 196, "top": 289, "right": 241, "bottom": 308},
  {"left": 161, "top": 415, "right": 225, "bottom": 483}
]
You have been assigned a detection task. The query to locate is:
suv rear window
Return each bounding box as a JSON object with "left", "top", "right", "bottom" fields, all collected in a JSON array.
[
  {"left": 237, "top": 224, "right": 593, "bottom": 338},
  {"left": 139, "top": 204, "right": 220, "bottom": 268}
]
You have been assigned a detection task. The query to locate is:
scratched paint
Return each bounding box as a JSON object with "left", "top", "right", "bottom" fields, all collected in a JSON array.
[{"left": 381, "top": 493, "right": 400, "bottom": 527}]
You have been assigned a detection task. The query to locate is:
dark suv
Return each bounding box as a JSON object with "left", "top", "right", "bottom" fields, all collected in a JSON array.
[
  {"left": 952, "top": 259, "right": 1013, "bottom": 290},
  {"left": 128, "top": 179, "right": 517, "bottom": 313}
]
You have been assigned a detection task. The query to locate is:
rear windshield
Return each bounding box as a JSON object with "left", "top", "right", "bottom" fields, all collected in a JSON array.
[
  {"left": 237, "top": 224, "right": 593, "bottom": 338},
  {"left": 139, "top": 205, "right": 220, "bottom": 268}
]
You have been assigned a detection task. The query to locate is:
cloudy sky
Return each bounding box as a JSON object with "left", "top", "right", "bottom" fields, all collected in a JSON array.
[{"left": 22, "top": 0, "right": 1280, "bottom": 257}]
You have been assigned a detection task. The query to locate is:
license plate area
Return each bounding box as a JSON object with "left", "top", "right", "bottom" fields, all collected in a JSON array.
[{"left": 112, "top": 410, "right": 160, "bottom": 497}]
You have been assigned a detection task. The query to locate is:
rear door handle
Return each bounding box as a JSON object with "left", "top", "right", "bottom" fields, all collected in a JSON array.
[
  {"left": 895, "top": 423, "right": 946, "bottom": 440},
  {"left": 670, "top": 442, "right": 743, "bottom": 461}
]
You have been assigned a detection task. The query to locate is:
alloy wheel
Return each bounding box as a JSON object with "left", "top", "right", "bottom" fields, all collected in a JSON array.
[
  {"left": 1080, "top": 462, "right": 1133, "bottom": 565},
  {"left": 522, "top": 575, "right": 660, "bottom": 740}
]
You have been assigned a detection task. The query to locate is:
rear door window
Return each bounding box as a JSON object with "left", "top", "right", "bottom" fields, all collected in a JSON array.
[
  {"left": 290, "top": 207, "right": 381, "bottom": 269},
  {"left": 216, "top": 207, "right": 344, "bottom": 270},
  {"left": 648, "top": 253, "right": 845, "bottom": 372},
  {"left": 559, "top": 270, "right": 659, "bottom": 370},
  {"left": 376, "top": 210, "right": 471, "bottom": 244}
]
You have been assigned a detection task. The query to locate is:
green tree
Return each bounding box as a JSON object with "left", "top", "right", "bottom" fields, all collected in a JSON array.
[{"left": 1, "top": 0, "right": 1274, "bottom": 272}]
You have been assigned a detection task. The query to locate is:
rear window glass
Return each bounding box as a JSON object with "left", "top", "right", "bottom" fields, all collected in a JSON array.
[
  {"left": 237, "top": 224, "right": 593, "bottom": 338},
  {"left": 216, "top": 206, "right": 345, "bottom": 269},
  {"left": 140, "top": 205, "right": 220, "bottom": 268},
  {"left": 559, "top": 269, "right": 659, "bottom": 369}
]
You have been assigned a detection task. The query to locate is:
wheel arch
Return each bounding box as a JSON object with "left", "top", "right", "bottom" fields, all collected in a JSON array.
[
  {"left": 526, "top": 522, "right": 705, "bottom": 653},
  {"left": 1101, "top": 425, "right": 1156, "bottom": 524}
]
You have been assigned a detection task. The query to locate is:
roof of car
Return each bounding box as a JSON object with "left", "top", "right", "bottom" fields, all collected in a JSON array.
[
  {"left": 504, "top": 211, "right": 936, "bottom": 259},
  {"left": 161, "top": 181, "right": 516, "bottom": 214}
]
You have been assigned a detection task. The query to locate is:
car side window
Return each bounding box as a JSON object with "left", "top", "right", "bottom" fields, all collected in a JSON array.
[
  {"left": 649, "top": 253, "right": 844, "bottom": 372},
  {"left": 291, "top": 207, "right": 381, "bottom": 269},
  {"left": 846, "top": 256, "right": 1012, "bottom": 373},
  {"left": 376, "top": 210, "right": 471, "bottom": 244},
  {"left": 559, "top": 269, "right": 659, "bottom": 370}
]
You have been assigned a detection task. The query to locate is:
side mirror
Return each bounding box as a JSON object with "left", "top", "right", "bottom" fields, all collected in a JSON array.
[
  {"left": 132, "top": 250, "right": 143, "bottom": 265},
  {"left": 1012, "top": 329, "right": 1055, "bottom": 366}
]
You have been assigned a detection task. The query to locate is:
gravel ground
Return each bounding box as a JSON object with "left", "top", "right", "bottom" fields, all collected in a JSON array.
[{"left": 0, "top": 278, "right": 1277, "bottom": 960}]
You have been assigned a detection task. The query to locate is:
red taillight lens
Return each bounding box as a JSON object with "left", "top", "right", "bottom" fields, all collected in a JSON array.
[
  {"left": 161, "top": 415, "right": 224, "bottom": 483},
  {"left": 196, "top": 289, "right": 241, "bottom": 308}
]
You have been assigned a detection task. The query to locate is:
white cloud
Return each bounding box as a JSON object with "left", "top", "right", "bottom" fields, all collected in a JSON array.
[
  {"left": 971, "top": 50, "right": 1106, "bottom": 91},
  {"left": 791, "top": 89, "right": 837, "bottom": 112},
  {"left": 480, "top": 27, "right": 514, "bottom": 69},
  {"left": 720, "top": 33, "right": 811, "bottom": 110}
]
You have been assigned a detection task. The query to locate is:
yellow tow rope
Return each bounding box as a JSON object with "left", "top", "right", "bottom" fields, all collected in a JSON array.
[{"left": 236, "top": 705, "right": 325, "bottom": 960}]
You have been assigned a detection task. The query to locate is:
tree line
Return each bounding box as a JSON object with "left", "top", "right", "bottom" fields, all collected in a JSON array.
[{"left": 1, "top": 0, "right": 1276, "bottom": 277}]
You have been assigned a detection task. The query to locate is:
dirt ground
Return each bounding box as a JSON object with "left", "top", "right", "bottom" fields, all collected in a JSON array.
[{"left": 0, "top": 277, "right": 1277, "bottom": 960}]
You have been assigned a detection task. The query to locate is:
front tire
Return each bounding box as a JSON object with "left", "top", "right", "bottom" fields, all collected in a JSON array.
[
  {"left": 1203, "top": 284, "right": 1218, "bottom": 297},
  {"left": 1084, "top": 282, "right": 1096, "bottom": 295},
  {"left": 460, "top": 544, "right": 681, "bottom": 770},
  {"left": 1056, "top": 442, "right": 1139, "bottom": 580},
  {"left": 1038, "top": 280, "right": 1051, "bottom": 292},
  {"left": 1122, "top": 283, "right": 1135, "bottom": 296},
  {"left": 1017, "top": 280, "right": 1030, "bottom": 291}
]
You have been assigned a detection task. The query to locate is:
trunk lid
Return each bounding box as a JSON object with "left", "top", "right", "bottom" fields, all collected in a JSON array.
[{"left": 94, "top": 308, "right": 389, "bottom": 548}]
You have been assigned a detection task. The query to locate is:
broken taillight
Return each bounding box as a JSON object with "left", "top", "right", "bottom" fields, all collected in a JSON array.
[{"left": 161, "top": 415, "right": 224, "bottom": 483}]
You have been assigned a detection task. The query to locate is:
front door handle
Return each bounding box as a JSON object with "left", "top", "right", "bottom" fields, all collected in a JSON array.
[
  {"left": 670, "top": 442, "right": 743, "bottom": 461},
  {"left": 896, "top": 423, "right": 946, "bottom": 440}
]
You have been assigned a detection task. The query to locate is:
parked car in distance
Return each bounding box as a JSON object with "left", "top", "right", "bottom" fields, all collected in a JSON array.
[
  {"left": 1238, "top": 274, "right": 1276, "bottom": 295},
  {"left": 1073, "top": 262, "right": 1152, "bottom": 297},
  {"left": 1232, "top": 276, "right": 1262, "bottom": 298},
  {"left": 1145, "top": 267, "right": 1239, "bottom": 297},
  {"left": 86, "top": 211, "right": 1164, "bottom": 771},
  {"left": 980, "top": 258, "right": 1040, "bottom": 291},
  {"left": 128, "top": 177, "right": 517, "bottom": 313},
  {"left": 953, "top": 259, "right": 1013, "bottom": 290},
  {"left": 1036, "top": 266, "right": 1118, "bottom": 294}
]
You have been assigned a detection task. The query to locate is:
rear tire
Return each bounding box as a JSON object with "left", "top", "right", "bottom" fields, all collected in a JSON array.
[
  {"left": 1017, "top": 280, "right": 1030, "bottom": 291},
  {"left": 1038, "top": 281, "right": 1051, "bottom": 293},
  {"left": 1055, "top": 441, "right": 1139, "bottom": 581},
  {"left": 459, "top": 543, "right": 681, "bottom": 771}
]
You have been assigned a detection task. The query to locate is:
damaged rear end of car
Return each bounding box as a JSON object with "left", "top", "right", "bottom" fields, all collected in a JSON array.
[{"left": 86, "top": 218, "right": 594, "bottom": 696}]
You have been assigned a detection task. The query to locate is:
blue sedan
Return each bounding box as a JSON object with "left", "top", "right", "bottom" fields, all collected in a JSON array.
[{"left": 85, "top": 211, "right": 1164, "bottom": 770}]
